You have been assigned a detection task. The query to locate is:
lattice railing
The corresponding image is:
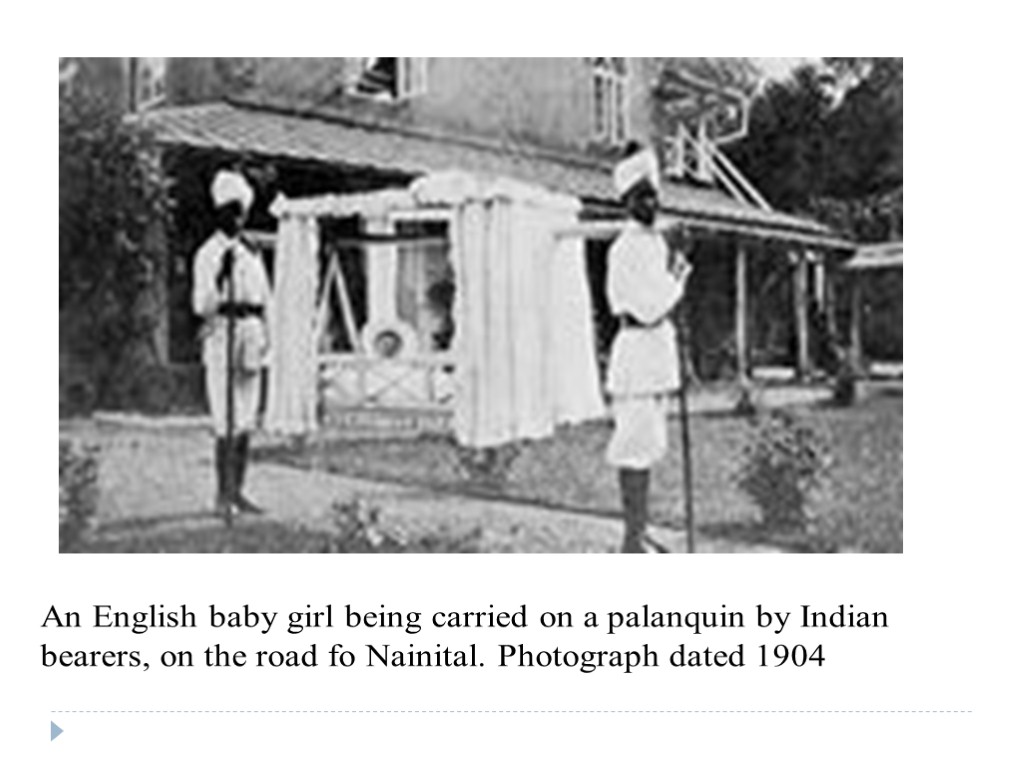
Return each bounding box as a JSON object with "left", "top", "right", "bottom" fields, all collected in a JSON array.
[{"left": 319, "top": 353, "right": 456, "bottom": 412}]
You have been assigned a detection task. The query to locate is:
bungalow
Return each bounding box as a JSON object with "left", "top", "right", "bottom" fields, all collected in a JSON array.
[{"left": 61, "top": 58, "right": 851, "bottom": 427}]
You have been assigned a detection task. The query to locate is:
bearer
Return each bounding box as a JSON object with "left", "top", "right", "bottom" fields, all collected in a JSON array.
[
  {"left": 192, "top": 169, "right": 272, "bottom": 518},
  {"left": 606, "top": 144, "right": 692, "bottom": 553}
]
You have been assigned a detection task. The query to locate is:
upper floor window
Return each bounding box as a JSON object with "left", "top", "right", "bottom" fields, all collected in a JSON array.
[
  {"left": 591, "top": 58, "right": 629, "bottom": 145},
  {"left": 129, "top": 57, "right": 168, "bottom": 111},
  {"left": 354, "top": 58, "right": 428, "bottom": 101}
]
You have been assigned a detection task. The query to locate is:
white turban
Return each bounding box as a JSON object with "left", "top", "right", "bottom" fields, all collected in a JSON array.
[
  {"left": 613, "top": 148, "right": 661, "bottom": 198},
  {"left": 211, "top": 170, "right": 255, "bottom": 211}
]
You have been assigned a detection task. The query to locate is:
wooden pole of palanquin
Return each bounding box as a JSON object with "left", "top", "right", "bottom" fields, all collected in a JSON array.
[
  {"left": 678, "top": 320, "right": 697, "bottom": 555},
  {"left": 669, "top": 228, "right": 697, "bottom": 555}
]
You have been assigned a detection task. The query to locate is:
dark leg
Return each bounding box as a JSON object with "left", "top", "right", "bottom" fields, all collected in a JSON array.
[
  {"left": 214, "top": 437, "right": 234, "bottom": 517},
  {"left": 232, "top": 433, "right": 264, "bottom": 515},
  {"left": 619, "top": 468, "right": 650, "bottom": 554}
]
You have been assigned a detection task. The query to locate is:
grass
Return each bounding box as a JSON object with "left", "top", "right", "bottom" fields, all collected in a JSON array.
[
  {"left": 70, "top": 519, "right": 486, "bottom": 554},
  {"left": 69, "top": 505, "right": 486, "bottom": 554},
  {"left": 259, "top": 395, "right": 903, "bottom": 553},
  {"left": 72, "top": 520, "right": 338, "bottom": 554}
]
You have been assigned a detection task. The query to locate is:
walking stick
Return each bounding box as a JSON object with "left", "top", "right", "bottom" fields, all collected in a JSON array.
[
  {"left": 676, "top": 308, "right": 697, "bottom": 554},
  {"left": 667, "top": 228, "right": 697, "bottom": 555},
  {"left": 223, "top": 241, "right": 237, "bottom": 528}
]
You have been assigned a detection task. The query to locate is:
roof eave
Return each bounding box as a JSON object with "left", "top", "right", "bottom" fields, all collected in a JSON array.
[{"left": 139, "top": 102, "right": 849, "bottom": 251}]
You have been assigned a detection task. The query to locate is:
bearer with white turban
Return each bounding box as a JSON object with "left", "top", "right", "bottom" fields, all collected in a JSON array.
[
  {"left": 192, "top": 169, "right": 271, "bottom": 518},
  {"left": 605, "top": 144, "right": 692, "bottom": 552}
]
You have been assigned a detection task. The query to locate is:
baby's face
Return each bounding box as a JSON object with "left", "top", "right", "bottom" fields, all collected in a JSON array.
[{"left": 375, "top": 332, "right": 403, "bottom": 359}]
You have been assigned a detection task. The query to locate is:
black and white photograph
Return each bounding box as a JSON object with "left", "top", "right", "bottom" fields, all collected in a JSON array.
[{"left": 59, "top": 57, "right": 903, "bottom": 554}]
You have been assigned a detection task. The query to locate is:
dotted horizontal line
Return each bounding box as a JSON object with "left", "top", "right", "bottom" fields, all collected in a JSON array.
[{"left": 52, "top": 710, "right": 973, "bottom": 715}]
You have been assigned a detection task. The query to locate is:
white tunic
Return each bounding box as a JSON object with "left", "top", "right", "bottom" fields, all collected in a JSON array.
[
  {"left": 605, "top": 221, "right": 688, "bottom": 469},
  {"left": 192, "top": 231, "right": 272, "bottom": 343},
  {"left": 605, "top": 221, "right": 685, "bottom": 398},
  {"left": 192, "top": 231, "right": 272, "bottom": 435}
]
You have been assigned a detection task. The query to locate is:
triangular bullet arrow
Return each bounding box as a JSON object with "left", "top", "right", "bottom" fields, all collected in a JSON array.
[{"left": 51, "top": 721, "right": 63, "bottom": 741}]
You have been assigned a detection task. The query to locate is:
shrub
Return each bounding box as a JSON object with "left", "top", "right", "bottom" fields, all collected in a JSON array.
[
  {"left": 452, "top": 443, "right": 521, "bottom": 491},
  {"left": 734, "top": 386, "right": 758, "bottom": 418},
  {"left": 103, "top": 364, "right": 206, "bottom": 415},
  {"left": 328, "top": 499, "right": 483, "bottom": 554},
  {"left": 61, "top": 81, "right": 173, "bottom": 410},
  {"left": 60, "top": 371, "right": 97, "bottom": 418},
  {"left": 833, "top": 352, "right": 859, "bottom": 407},
  {"left": 736, "top": 411, "right": 831, "bottom": 532},
  {"left": 59, "top": 440, "right": 100, "bottom": 551}
]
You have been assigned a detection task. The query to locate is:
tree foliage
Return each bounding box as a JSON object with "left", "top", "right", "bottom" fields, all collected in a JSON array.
[
  {"left": 823, "top": 57, "right": 902, "bottom": 198},
  {"left": 60, "top": 83, "right": 173, "bottom": 407},
  {"left": 727, "top": 58, "right": 903, "bottom": 241},
  {"left": 730, "top": 66, "right": 835, "bottom": 211}
]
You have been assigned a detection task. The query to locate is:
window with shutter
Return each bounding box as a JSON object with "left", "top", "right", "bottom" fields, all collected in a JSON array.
[
  {"left": 593, "top": 70, "right": 608, "bottom": 139},
  {"left": 354, "top": 58, "right": 428, "bottom": 101},
  {"left": 130, "top": 58, "right": 168, "bottom": 111},
  {"left": 398, "top": 57, "right": 429, "bottom": 99},
  {"left": 590, "top": 58, "right": 629, "bottom": 145}
]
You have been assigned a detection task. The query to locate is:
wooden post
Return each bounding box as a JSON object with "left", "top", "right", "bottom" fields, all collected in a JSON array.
[
  {"left": 811, "top": 254, "right": 828, "bottom": 373},
  {"left": 812, "top": 256, "right": 827, "bottom": 308},
  {"left": 735, "top": 243, "right": 750, "bottom": 385},
  {"left": 824, "top": 260, "right": 839, "bottom": 346},
  {"left": 793, "top": 250, "right": 811, "bottom": 381},
  {"left": 850, "top": 274, "right": 865, "bottom": 376}
]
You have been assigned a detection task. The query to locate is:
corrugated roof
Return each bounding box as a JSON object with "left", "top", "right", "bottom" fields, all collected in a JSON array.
[
  {"left": 846, "top": 242, "right": 903, "bottom": 271},
  {"left": 140, "top": 102, "right": 844, "bottom": 247}
]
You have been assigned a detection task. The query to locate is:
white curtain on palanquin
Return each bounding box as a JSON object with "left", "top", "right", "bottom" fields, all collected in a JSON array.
[
  {"left": 265, "top": 212, "right": 320, "bottom": 435},
  {"left": 264, "top": 173, "right": 605, "bottom": 445},
  {"left": 431, "top": 181, "right": 604, "bottom": 448}
]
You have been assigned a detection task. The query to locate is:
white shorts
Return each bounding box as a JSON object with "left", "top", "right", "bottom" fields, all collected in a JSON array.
[
  {"left": 203, "top": 326, "right": 264, "bottom": 437},
  {"left": 205, "top": 363, "right": 262, "bottom": 437},
  {"left": 606, "top": 395, "right": 670, "bottom": 470}
]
